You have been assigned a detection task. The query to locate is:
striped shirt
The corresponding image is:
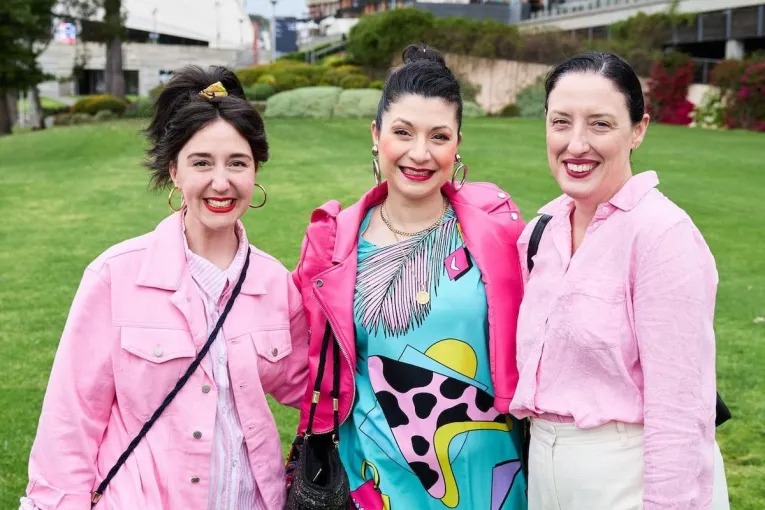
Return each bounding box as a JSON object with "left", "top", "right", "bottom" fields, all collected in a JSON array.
[{"left": 183, "top": 220, "right": 265, "bottom": 510}]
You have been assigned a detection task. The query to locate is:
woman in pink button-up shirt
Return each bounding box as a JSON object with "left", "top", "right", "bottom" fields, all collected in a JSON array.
[
  {"left": 21, "top": 66, "right": 308, "bottom": 510},
  {"left": 509, "top": 52, "right": 727, "bottom": 509}
]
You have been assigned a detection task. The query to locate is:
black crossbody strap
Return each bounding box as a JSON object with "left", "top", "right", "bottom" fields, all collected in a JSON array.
[
  {"left": 91, "top": 247, "right": 252, "bottom": 507},
  {"left": 526, "top": 214, "right": 553, "bottom": 272}
]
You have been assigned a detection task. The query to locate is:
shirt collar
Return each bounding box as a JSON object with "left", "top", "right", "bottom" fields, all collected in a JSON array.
[
  {"left": 538, "top": 171, "right": 659, "bottom": 216},
  {"left": 182, "top": 215, "right": 249, "bottom": 302}
]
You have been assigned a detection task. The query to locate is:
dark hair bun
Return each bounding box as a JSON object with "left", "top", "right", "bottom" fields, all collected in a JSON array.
[{"left": 401, "top": 44, "right": 446, "bottom": 67}]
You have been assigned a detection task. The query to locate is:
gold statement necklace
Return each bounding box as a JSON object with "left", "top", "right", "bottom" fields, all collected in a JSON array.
[{"left": 380, "top": 197, "right": 448, "bottom": 305}]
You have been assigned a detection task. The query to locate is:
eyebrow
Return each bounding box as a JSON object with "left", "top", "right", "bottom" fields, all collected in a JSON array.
[
  {"left": 186, "top": 152, "right": 253, "bottom": 160},
  {"left": 391, "top": 117, "right": 454, "bottom": 132},
  {"left": 549, "top": 110, "right": 616, "bottom": 120}
]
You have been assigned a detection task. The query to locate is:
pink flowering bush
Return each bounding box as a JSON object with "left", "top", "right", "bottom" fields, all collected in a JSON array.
[{"left": 647, "top": 52, "right": 695, "bottom": 126}]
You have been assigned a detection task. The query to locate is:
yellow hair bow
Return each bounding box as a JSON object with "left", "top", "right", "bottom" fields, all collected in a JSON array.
[{"left": 199, "top": 81, "right": 228, "bottom": 99}]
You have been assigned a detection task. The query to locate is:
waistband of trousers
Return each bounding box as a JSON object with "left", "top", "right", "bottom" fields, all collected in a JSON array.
[{"left": 530, "top": 418, "right": 644, "bottom": 446}]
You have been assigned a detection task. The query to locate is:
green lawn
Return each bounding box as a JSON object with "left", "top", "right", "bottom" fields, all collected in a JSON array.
[{"left": 1, "top": 119, "right": 763, "bottom": 507}]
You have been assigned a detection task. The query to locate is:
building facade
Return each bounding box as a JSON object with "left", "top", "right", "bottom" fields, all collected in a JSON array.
[{"left": 39, "top": 0, "right": 255, "bottom": 100}]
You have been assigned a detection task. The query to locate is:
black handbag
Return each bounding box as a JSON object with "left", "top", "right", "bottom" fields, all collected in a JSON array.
[
  {"left": 285, "top": 325, "right": 350, "bottom": 510},
  {"left": 90, "top": 248, "right": 251, "bottom": 507},
  {"left": 521, "top": 216, "right": 732, "bottom": 473}
]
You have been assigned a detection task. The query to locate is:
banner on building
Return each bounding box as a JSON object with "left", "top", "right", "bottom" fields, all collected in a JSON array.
[{"left": 275, "top": 17, "right": 298, "bottom": 54}]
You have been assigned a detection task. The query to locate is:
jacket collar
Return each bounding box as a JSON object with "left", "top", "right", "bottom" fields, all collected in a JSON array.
[
  {"left": 136, "top": 212, "right": 266, "bottom": 295},
  {"left": 331, "top": 181, "right": 480, "bottom": 263}
]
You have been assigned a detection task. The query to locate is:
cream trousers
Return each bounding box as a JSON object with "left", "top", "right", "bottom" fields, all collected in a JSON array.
[{"left": 527, "top": 419, "right": 729, "bottom": 510}]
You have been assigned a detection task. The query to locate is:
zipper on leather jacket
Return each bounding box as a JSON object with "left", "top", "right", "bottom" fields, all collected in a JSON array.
[{"left": 312, "top": 283, "right": 355, "bottom": 432}]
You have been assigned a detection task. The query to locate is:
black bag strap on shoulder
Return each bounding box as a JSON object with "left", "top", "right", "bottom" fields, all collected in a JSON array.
[
  {"left": 527, "top": 214, "right": 553, "bottom": 272},
  {"left": 520, "top": 214, "right": 552, "bottom": 477},
  {"left": 91, "top": 247, "right": 252, "bottom": 507},
  {"left": 305, "top": 324, "right": 341, "bottom": 440}
]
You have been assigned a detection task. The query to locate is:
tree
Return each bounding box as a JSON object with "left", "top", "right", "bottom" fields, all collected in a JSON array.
[
  {"left": 0, "top": 0, "right": 56, "bottom": 135},
  {"left": 59, "top": 0, "right": 126, "bottom": 98},
  {"left": 347, "top": 8, "right": 436, "bottom": 72}
]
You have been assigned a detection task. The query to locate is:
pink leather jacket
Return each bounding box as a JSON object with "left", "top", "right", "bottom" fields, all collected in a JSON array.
[{"left": 292, "top": 182, "right": 525, "bottom": 435}]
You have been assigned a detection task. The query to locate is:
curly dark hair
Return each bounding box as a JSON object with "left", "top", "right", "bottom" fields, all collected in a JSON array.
[{"left": 144, "top": 65, "right": 269, "bottom": 189}]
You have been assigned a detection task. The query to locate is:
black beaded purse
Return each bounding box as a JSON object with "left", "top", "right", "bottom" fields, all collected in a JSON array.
[{"left": 285, "top": 325, "right": 350, "bottom": 510}]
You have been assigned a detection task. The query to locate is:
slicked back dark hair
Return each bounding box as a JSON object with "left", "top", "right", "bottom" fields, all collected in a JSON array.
[
  {"left": 544, "top": 51, "right": 645, "bottom": 125},
  {"left": 144, "top": 65, "right": 268, "bottom": 189},
  {"left": 376, "top": 44, "right": 463, "bottom": 131}
]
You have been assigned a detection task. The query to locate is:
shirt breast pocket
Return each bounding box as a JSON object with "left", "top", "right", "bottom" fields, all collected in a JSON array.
[
  {"left": 251, "top": 328, "right": 293, "bottom": 387},
  {"left": 562, "top": 283, "right": 626, "bottom": 351},
  {"left": 118, "top": 327, "right": 197, "bottom": 419}
]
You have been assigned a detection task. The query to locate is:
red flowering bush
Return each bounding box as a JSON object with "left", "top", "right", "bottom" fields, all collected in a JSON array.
[
  {"left": 735, "top": 62, "right": 765, "bottom": 131},
  {"left": 647, "top": 52, "right": 695, "bottom": 125},
  {"left": 711, "top": 57, "right": 765, "bottom": 131}
]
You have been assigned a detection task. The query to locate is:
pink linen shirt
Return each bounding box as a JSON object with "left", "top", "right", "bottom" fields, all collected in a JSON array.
[
  {"left": 509, "top": 171, "right": 718, "bottom": 509},
  {"left": 21, "top": 212, "right": 309, "bottom": 510},
  {"left": 183, "top": 220, "right": 264, "bottom": 509}
]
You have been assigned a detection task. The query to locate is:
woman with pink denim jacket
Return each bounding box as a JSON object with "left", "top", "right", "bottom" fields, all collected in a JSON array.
[
  {"left": 290, "top": 46, "right": 528, "bottom": 509},
  {"left": 21, "top": 66, "right": 308, "bottom": 510}
]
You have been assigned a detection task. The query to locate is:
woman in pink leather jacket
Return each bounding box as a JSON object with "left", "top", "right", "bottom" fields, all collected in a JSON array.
[{"left": 291, "top": 45, "right": 528, "bottom": 510}]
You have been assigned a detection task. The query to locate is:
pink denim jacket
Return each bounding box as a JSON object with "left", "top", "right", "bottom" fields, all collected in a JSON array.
[
  {"left": 23, "top": 212, "right": 309, "bottom": 510},
  {"left": 292, "top": 182, "right": 525, "bottom": 435}
]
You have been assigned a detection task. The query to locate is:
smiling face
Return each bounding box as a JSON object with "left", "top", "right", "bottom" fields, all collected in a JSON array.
[
  {"left": 372, "top": 93, "right": 460, "bottom": 202},
  {"left": 545, "top": 72, "right": 649, "bottom": 208},
  {"left": 170, "top": 118, "right": 256, "bottom": 236}
]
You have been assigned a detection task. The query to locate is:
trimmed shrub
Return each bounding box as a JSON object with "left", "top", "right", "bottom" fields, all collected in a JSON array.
[
  {"left": 256, "top": 74, "right": 277, "bottom": 87},
  {"left": 72, "top": 94, "right": 127, "bottom": 115},
  {"left": 339, "top": 74, "right": 371, "bottom": 89},
  {"left": 245, "top": 83, "right": 276, "bottom": 101},
  {"left": 516, "top": 79, "right": 546, "bottom": 119},
  {"left": 53, "top": 113, "right": 73, "bottom": 126},
  {"left": 236, "top": 67, "right": 261, "bottom": 86},
  {"left": 271, "top": 70, "right": 311, "bottom": 91},
  {"left": 319, "top": 65, "right": 366, "bottom": 86},
  {"left": 71, "top": 113, "right": 95, "bottom": 124},
  {"left": 265, "top": 86, "right": 343, "bottom": 118},
  {"left": 123, "top": 97, "right": 154, "bottom": 118},
  {"left": 333, "top": 89, "right": 382, "bottom": 118},
  {"left": 498, "top": 103, "right": 520, "bottom": 117},
  {"left": 462, "top": 101, "right": 485, "bottom": 118},
  {"left": 369, "top": 79, "right": 384, "bottom": 90},
  {"left": 94, "top": 110, "right": 117, "bottom": 122},
  {"left": 321, "top": 54, "right": 353, "bottom": 67}
]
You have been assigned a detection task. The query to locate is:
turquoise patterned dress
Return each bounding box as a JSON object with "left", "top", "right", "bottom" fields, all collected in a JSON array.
[{"left": 339, "top": 207, "right": 527, "bottom": 510}]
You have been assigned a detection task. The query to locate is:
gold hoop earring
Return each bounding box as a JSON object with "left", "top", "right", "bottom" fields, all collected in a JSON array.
[
  {"left": 372, "top": 145, "right": 381, "bottom": 186},
  {"left": 451, "top": 154, "right": 468, "bottom": 191},
  {"left": 249, "top": 183, "right": 267, "bottom": 209},
  {"left": 168, "top": 187, "right": 184, "bottom": 212}
]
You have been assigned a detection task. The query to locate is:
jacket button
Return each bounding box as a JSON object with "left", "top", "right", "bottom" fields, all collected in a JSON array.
[
  {"left": 315, "top": 279, "right": 324, "bottom": 287},
  {"left": 511, "top": 212, "right": 518, "bottom": 221},
  {"left": 193, "top": 430, "right": 202, "bottom": 439},
  {"left": 153, "top": 346, "right": 163, "bottom": 357},
  {"left": 201, "top": 384, "right": 211, "bottom": 394},
  {"left": 498, "top": 192, "right": 507, "bottom": 199},
  {"left": 191, "top": 475, "right": 200, "bottom": 484},
  {"left": 272, "top": 348, "right": 279, "bottom": 356}
]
